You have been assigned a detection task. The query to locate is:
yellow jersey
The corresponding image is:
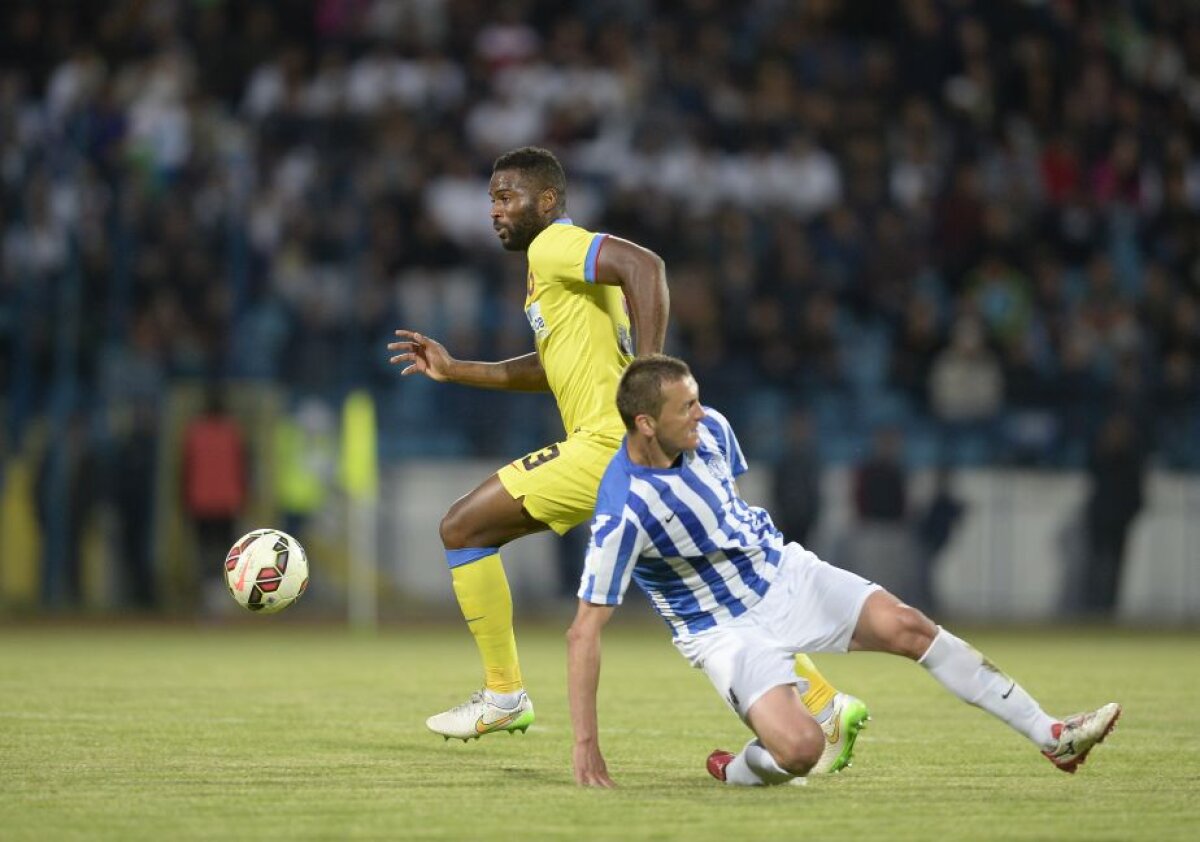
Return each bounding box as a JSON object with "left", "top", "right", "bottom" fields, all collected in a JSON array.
[{"left": 524, "top": 218, "right": 633, "bottom": 441}]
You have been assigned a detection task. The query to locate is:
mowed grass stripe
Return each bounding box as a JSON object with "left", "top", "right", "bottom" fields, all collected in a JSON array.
[{"left": 1, "top": 625, "right": 1196, "bottom": 841}]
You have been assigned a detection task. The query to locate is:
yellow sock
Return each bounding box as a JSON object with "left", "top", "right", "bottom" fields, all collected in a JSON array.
[
  {"left": 450, "top": 552, "right": 523, "bottom": 693},
  {"left": 795, "top": 653, "right": 838, "bottom": 716}
]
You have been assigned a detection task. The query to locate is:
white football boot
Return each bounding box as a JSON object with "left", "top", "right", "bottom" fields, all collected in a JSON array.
[
  {"left": 426, "top": 690, "right": 535, "bottom": 741},
  {"left": 1042, "top": 702, "right": 1121, "bottom": 773},
  {"left": 811, "top": 692, "right": 871, "bottom": 774}
]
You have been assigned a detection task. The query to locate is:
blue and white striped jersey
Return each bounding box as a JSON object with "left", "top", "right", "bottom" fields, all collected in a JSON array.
[{"left": 578, "top": 407, "right": 787, "bottom": 637}]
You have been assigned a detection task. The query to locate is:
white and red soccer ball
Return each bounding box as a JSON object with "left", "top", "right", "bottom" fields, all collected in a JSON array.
[{"left": 224, "top": 529, "right": 309, "bottom": 614}]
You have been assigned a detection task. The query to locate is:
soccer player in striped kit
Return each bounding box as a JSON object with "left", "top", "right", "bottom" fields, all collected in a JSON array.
[
  {"left": 567, "top": 355, "right": 1121, "bottom": 786},
  {"left": 390, "top": 149, "right": 864, "bottom": 772}
]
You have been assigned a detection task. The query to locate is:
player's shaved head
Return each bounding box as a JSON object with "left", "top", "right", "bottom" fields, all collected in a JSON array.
[
  {"left": 617, "top": 355, "right": 693, "bottom": 430},
  {"left": 493, "top": 146, "right": 567, "bottom": 211}
]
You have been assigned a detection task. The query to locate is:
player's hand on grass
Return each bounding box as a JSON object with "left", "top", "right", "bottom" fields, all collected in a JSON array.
[
  {"left": 573, "top": 741, "right": 615, "bottom": 788},
  {"left": 388, "top": 330, "right": 453, "bottom": 382}
]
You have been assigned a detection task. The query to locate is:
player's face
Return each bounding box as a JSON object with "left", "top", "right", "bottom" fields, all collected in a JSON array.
[
  {"left": 489, "top": 169, "right": 545, "bottom": 252},
  {"left": 653, "top": 376, "right": 705, "bottom": 456}
]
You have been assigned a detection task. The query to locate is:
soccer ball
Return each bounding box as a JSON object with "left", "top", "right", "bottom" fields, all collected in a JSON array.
[{"left": 224, "top": 529, "right": 309, "bottom": 614}]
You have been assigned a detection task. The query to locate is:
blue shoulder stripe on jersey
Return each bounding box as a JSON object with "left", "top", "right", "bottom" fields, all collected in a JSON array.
[
  {"left": 583, "top": 233, "right": 609, "bottom": 283},
  {"left": 595, "top": 445, "right": 634, "bottom": 516},
  {"left": 607, "top": 521, "right": 641, "bottom": 603}
]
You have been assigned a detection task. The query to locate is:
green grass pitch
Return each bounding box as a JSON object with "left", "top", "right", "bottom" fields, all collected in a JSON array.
[{"left": 1, "top": 621, "right": 1196, "bottom": 840}]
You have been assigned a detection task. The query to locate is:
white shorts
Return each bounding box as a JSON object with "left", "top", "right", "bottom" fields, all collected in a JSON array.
[{"left": 672, "top": 543, "right": 880, "bottom": 721}]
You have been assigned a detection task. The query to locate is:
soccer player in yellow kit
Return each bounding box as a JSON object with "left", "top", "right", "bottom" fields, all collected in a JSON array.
[{"left": 388, "top": 147, "right": 865, "bottom": 773}]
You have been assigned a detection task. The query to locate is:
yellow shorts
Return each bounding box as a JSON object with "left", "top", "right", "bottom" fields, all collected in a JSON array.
[{"left": 497, "top": 434, "right": 621, "bottom": 535}]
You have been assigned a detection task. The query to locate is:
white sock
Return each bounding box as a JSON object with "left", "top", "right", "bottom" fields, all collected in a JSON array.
[
  {"left": 723, "top": 738, "right": 795, "bottom": 786},
  {"left": 484, "top": 689, "right": 523, "bottom": 708},
  {"left": 919, "top": 627, "right": 1058, "bottom": 749}
]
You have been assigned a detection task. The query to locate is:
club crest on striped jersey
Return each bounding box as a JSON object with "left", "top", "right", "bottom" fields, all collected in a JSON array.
[{"left": 700, "top": 450, "right": 730, "bottom": 480}]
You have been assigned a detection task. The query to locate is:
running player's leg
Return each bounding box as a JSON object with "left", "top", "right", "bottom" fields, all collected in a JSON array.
[
  {"left": 428, "top": 436, "right": 615, "bottom": 740},
  {"left": 425, "top": 474, "right": 545, "bottom": 739},
  {"left": 851, "top": 590, "right": 1120, "bottom": 771},
  {"left": 441, "top": 473, "right": 547, "bottom": 693}
]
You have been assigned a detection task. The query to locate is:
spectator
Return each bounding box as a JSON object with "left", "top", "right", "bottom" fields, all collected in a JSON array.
[
  {"left": 928, "top": 315, "right": 1005, "bottom": 464},
  {"left": 1082, "top": 411, "right": 1147, "bottom": 618},
  {"left": 34, "top": 412, "right": 95, "bottom": 609},
  {"left": 771, "top": 409, "right": 822, "bottom": 547},
  {"left": 181, "top": 387, "right": 248, "bottom": 613},
  {"left": 273, "top": 396, "right": 335, "bottom": 543},
  {"left": 890, "top": 293, "right": 944, "bottom": 411},
  {"left": 111, "top": 401, "right": 160, "bottom": 610},
  {"left": 855, "top": 427, "right": 908, "bottom": 524},
  {"left": 845, "top": 427, "right": 917, "bottom": 603},
  {"left": 913, "top": 466, "right": 966, "bottom": 615}
]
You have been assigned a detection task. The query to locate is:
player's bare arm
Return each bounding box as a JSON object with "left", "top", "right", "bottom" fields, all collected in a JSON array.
[
  {"left": 593, "top": 237, "right": 669, "bottom": 355},
  {"left": 566, "top": 599, "right": 617, "bottom": 787},
  {"left": 388, "top": 330, "right": 550, "bottom": 391}
]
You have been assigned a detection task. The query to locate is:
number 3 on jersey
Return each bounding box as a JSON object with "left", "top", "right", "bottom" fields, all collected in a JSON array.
[{"left": 521, "top": 444, "right": 561, "bottom": 471}]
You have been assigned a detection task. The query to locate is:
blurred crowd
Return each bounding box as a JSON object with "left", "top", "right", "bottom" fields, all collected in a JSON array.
[{"left": 3, "top": 0, "right": 1200, "bottom": 474}]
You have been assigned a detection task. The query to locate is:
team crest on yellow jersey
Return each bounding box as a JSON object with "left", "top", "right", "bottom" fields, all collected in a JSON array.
[{"left": 526, "top": 301, "right": 548, "bottom": 339}]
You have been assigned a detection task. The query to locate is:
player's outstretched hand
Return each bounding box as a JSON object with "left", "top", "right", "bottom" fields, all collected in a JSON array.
[
  {"left": 573, "top": 743, "right": 616, "bottom": 788},
  {"left": 388, "top": 329, "right": 453, "bottom": 382}
]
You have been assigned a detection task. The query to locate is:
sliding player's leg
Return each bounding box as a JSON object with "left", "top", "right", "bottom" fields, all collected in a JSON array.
[
  {"left": 685, "top": 601, "right": 825, "bottom": 786},
  {"left": 794, "top": 653, "right": 871, "bottom": 774},
  {"left": 851, "top": 590, "right": 1121, "bottom": 772},
  {"left": 781, "top": 545, "right": 873, "bottom": 773},
  {"left": 427, "top": 473, "right": 546, "bottom": 740},
  {"left": 708, "top": 683, "right": 825, "bottom": 785}
]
